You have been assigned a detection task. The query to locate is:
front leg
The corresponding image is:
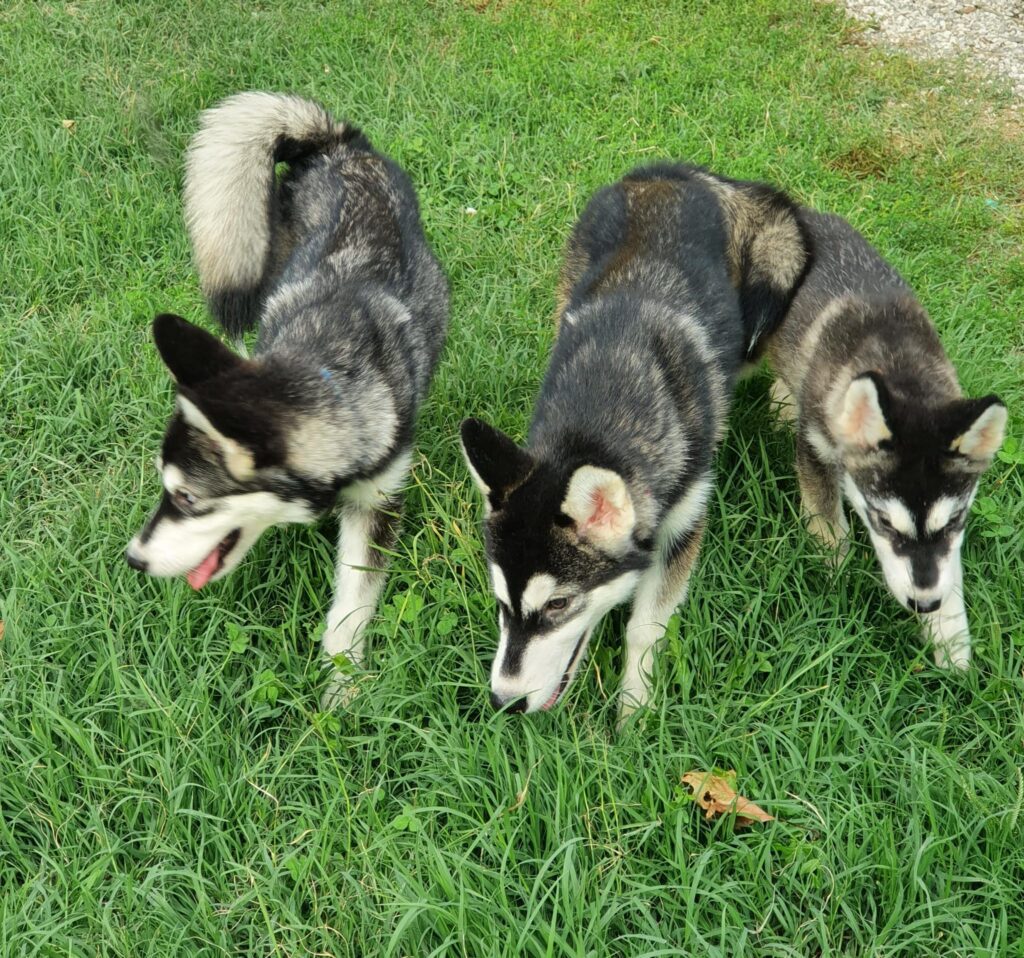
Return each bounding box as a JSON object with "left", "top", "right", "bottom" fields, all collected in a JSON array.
[
  {"left": 619, "top": 520, "right": 706, "bottom": 726},
  {"left": 321, "top": 494, "right": 403, "bottom": 708},
  {"left": 922, "top": 555, "right": 971, "bottom": 670},
  {"left": 795, "top": 428, "right": 848, "bottom": 562},
  {"left": 769, "top": 377, "right": 797, "bottom": 425}
]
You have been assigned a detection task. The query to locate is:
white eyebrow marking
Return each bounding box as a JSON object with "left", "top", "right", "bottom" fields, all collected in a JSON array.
[
  {"left": 926, "top": 496, "right": 961, "bottom": 534},
  {"left": 162, "top": 464, "right": 186, "bottom": 495},
  {"left": 490, "top": 564, "right": 511, "bottom": 607},
  {"left": 875, "top": 498, "right": 916, "bottom": 537},
  {"left": 521, "top": 573, "right": 557, "bottom": 614}
]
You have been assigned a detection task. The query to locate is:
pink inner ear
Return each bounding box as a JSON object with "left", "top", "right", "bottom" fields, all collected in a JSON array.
[
  {"left": 974, "top": 418, "right": 1001, "bottom": 452},
  {"left": 583, "top": 488, "right": 619, "bottom": 532},
  {"left": 839, "top": 381, "right": 887, "bottom": 448},
  {"left": 844, "top": 392, "right": 879, "bottom": 443},
  {"left": 846, "top": 398, "right": 870, "bottom": 437}
]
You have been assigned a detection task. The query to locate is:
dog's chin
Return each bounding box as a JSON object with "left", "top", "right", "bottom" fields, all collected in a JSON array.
[{"left": 535, "top": 628, "right": 593, "bottom": 713}]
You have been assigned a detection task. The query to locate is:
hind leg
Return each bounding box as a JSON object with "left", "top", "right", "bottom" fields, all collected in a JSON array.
[
  {"left": 321, "top": 494, "right": 403, "bottom": 709},
  {"left": 619, "top": 521, "right": 706, "bottom": 726},
  {"left": 795, "top": 430, "right": 848, "bottom": 562}
]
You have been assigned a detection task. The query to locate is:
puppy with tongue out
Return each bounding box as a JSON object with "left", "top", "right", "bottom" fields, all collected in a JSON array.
[
  {"left": 124, "top": 311, "right": 428, "bottom": 707},
  {"left": 186, "top": 529, "right": 242, "bottom": 590},
  {"left": 124, "top": 303, "right": 440, "bottom": 708},
  {"left": 125, "top": 314, "right": 327, "bottom": 593},
  {"left": 122, "top": 90, "right": 449, "bottom": 706}
]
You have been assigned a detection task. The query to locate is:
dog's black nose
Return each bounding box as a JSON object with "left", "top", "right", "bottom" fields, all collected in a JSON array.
[
  {"left": 490, "top": 692, "right": 527, "bottom": 713},
  {"left": 907, "top": 597, "right": 940, "bottom": 614},
  {"left": 124, "top": 550, "right": 148, "bottom": 573}
]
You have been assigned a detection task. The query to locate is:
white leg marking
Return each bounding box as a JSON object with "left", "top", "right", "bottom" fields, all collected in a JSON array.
[
  {"left": 321, "top": 507, "right": 389, "bottom": 708},
  {"left": 618, "top": 555, "right": 697, "bottom": 727},
  {"left": 805, "top": 510, "right": 850, "bottom": 564},
  {"left": 321, "top": 456, "right": 408, "bottom": 708},
  {"left": 619, "top": 568, "right": 670, "bottom": 723},
  {"left": 922, "top": 555, "right": 971, "bottom": 670},
  {"left": 616, "top": 481, "right": 711, "bottom": 723}
]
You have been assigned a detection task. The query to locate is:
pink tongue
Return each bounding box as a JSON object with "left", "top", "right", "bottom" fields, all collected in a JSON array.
[
  {"left": 542, "top": 686, "right": 562, "bottom": 711},
  {"left": 186, "top": 547, "right": 221, "bottom": 590}
]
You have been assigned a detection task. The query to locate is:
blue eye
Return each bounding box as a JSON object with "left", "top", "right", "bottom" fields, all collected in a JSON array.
[
  {"left": 174, "top": 489, "right": 197, "bottom": 509},
  {"left": 544, "top": 597, "right": 569, "bottom": 613}
]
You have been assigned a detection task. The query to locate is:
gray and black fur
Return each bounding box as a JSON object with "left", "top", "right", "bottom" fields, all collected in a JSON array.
[
  {"left": 125, "top": 92, "right": 448, "bottom": 704},
  {"left": 763, "top": 210, "right": 1007, "bottom": 668},
  {"left": 463, "top": 163, "right": 810, "bottom": 719}
]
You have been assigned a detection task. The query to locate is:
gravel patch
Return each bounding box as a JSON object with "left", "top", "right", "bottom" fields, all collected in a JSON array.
[{"left": 839, "top": 0, "right": 1024, "bottom": 99}]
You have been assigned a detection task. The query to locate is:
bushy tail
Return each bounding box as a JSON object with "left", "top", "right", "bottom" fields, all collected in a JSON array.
[
  {"left": 183, "top": 92, "right": 357, "bottom": 337},
  {"left": 727, "top": 180, "right": 813, "bottom": 360}
]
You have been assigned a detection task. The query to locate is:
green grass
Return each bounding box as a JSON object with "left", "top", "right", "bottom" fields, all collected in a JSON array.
[{"left": 2, "top": 0, "right": 1023, "bottom": 954}]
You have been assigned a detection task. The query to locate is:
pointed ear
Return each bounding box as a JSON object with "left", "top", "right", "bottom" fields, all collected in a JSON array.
[
  {"left": 460, "top": 418, "right": 534, "bottom": 503},
  {"left": 561, "top": 466, "right": 636, "bottom": 553},
  {"left": 177, "top": 394, "right": 257, "bottom": 480},
  {"left": 835, "top": 372, "right": 893, "bottom": 449},
  {"left": 949, "top": 396, "right": 1007, "bottom": 462},
  {"left": 153, "top": 313, "right": 245, "bottom": 386}
]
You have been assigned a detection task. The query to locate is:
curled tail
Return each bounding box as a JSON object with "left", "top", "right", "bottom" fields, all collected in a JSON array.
[
  {"left": 694, "top": 168, "right": 813, "bottom": 360},
  {"left": 728, "top": 180, "right": 813, "bottom": 360},
  {"left": 183, "top": 92, "right": 361, "bottom": 337}
]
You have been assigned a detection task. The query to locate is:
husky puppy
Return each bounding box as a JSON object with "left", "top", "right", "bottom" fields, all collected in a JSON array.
[
  {"left": 764, "top": 211, "right": 1006, "bottom": 669},
  {"left": 125, "top": 93, "right": 448, "bottom": 703},
  {"left": 462, "top": 164, "right": 810, "bottom": 719}
]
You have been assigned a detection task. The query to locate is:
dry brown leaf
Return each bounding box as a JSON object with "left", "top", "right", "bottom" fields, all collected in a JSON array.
[
  {"left": 0, "top": 620, "right": 4, "bottom": 641},
  {"left": 681, "top": 770, "right": 775, "bottom": 828},
  {"left": 61, "top": 119, "right": 77, "bottom": 133}
]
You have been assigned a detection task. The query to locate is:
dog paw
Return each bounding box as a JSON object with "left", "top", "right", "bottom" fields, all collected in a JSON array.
[
  {"left": 805, "top": 515, "right": 850, "bottom": 565},
  {"left": 616, "top": 687, "right": 649, "bottom": 731},
  {"left": 933, "top": 642, "right": 971, "bottom": 671},
  {"left": 824, "top": 536, "right": 851, "bottom": 569},
  {"left": 320, "top": 667, "right": 360, "bottom": 710}
]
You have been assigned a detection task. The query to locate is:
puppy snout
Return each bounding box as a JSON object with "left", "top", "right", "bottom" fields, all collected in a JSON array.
[
  {"left": 907, "top": 597, "right": 940, "bottom": 614},
  {"left": 124, "top": 548, "right": 148, "bottom": 573},
  {"left": 490, "top": 691, "right": 527, "bottom": 713}
]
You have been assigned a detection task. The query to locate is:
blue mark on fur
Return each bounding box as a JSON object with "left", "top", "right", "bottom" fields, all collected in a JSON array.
[{"left": 320, "top": 366, "right": 345, "bottom": 402}]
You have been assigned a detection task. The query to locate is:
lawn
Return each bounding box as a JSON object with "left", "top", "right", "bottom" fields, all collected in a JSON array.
[{"left": 1, "top": 0, "right": 1023, "bottom": 955}]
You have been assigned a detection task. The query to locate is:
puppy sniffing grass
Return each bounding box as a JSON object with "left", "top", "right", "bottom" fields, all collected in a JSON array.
[
  {"left": 462, "top": 163, "right": 810, "bottom": 722},
  {"left": 763, "top": 210, "right": 1006, "bottom": 668},
  {"left": 125, "top": 93, "right": 448, "bottom": 705}
]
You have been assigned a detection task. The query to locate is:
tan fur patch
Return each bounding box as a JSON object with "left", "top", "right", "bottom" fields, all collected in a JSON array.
[
  {"left": 588, "top": 179, "right": 677, "bottom": 296},
  {"left": 178, "top": 395, "right": 256, "bottom": 480},
  {"left": 655, "top": 521, "right": 706, "bottom": 607},
  {"left": 795, "top": 433, "right": 847, "bottom": 560}
]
